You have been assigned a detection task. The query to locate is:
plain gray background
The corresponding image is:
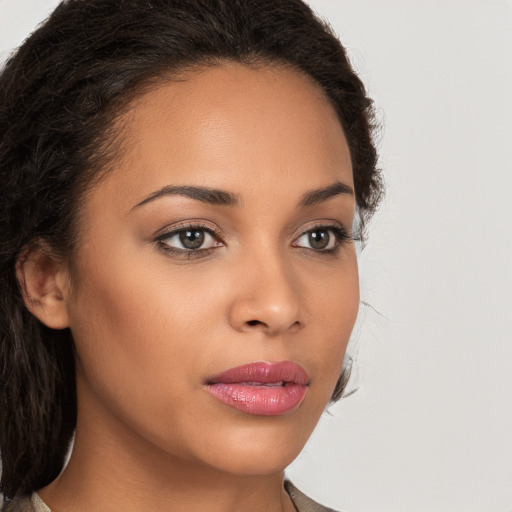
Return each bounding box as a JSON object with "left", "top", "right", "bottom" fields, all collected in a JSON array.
[{"left": 1, "top": 1, "right": 511, "bottom": 511}]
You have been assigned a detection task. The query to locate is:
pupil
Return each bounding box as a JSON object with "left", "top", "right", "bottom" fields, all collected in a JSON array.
[
  {"left": 309, "top": 230, "right": 329, "bottom": 249},
  {"left": 179, "top": 230, "right": 205, "bottom": 249}
]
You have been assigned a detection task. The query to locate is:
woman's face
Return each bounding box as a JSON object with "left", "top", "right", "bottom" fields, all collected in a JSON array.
[{"left": 63, "top": 63, "right": 359, "bottom": 475}]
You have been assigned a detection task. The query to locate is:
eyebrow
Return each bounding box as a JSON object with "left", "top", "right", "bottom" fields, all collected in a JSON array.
[
  {"left": 132, "top": 180, "right": 353, "bottom": 211},
  {"left": 132, "top": 185, "right": 239, "bottom": 210},
  {"left": 298, "top": 181, "right": 354, "bottom": 208}
]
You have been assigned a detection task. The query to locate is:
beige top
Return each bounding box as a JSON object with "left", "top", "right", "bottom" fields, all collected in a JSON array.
[{"left": 3, "top": 481, "right": 339, "bottom": 512}]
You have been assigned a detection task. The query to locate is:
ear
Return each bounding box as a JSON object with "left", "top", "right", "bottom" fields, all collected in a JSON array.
[{"left": 16, "top": 242, "right": 71, "bottom": 330}]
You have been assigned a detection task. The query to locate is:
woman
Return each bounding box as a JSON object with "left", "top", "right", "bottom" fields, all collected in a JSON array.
[{"left": 0, "top": 1, "right": 383, "bottom": 511}]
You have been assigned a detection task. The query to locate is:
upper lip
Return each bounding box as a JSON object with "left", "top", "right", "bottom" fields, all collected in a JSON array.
[{"left": 207, "top": 361, "right": 309, "bottom": 386}]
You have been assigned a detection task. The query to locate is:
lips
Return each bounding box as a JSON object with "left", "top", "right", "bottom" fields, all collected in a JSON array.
[{"left": 205, "top": 361, "right": 309, "bottom": 416}]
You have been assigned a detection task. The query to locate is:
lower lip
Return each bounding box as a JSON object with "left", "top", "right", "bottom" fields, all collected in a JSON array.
[{"left": 206, "top": 382, "right": 308, "bottom": 416}]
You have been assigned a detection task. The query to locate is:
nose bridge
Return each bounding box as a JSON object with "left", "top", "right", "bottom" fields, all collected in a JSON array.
[{"left": 229, "top": 242, "right": 301, "bottom": 335}]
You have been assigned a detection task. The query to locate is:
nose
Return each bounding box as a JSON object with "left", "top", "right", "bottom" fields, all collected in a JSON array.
[{"left": 228, "top": 251, "right": 302, "bottom": 336}]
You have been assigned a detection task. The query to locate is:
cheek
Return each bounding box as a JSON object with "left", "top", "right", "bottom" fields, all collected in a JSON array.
[
  {"left": 65, "top": 245, "right": 203, "bottom": 417},
  {"left": 306, "top": 258, "right": 359, "bottom": 389}
]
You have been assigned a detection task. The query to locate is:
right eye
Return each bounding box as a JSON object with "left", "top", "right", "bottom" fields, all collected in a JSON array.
[
  {"left": 163, "top": 228, "right": 215, "bottom": 250},
  {"left": 156, "top": 225, "right": 224, "bottom": 257}
]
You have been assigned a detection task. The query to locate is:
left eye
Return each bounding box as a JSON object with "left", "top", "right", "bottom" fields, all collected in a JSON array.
[
  {"left": 159, "top": 228, "right": 220, "bottom": 251},
  {"left": 293, "top": 228, "right": 337, "bottom": 250}
]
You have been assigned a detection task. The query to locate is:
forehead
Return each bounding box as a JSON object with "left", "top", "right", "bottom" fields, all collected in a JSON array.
[{"left": 92, "top": 63, "right": 353, "bottom": 210}]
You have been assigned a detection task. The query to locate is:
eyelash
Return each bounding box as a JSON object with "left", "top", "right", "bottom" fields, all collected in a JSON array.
[
  {"left": 293, "top": 224, "right": 353, "bottom": 256},
  {"left": 155, "top": 222, "right": 223, "bottom": 260},
  {"left": 154, "top": 222, "right": 353, "bottom": 259}
]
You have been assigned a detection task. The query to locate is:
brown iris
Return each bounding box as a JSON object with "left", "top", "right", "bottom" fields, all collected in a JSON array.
[
  {"left": 308, "top": 229, "right": 330, "bottom": 250},
  {"left": 179, "top": 229, "right": 205, "bottom": 249}
]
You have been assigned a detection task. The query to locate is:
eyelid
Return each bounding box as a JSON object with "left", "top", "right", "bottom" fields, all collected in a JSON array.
[
  {"left": 154, "top": 220, "right": 224, "bottom": 241},
  {"left": 294, "top": 220, "right": 353, "bottom": 240},
  {"left": 153, "top": 220, "right": 226, "bottom": 260},
  {"left": 291, "top": 221, "right": 354, "bottom": 251}
]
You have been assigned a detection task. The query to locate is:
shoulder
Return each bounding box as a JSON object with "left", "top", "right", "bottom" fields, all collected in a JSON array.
[
  {"left": 2, "top": 494, "right": 49, "bottom": 512},
  {"left": 2, "top": 496, "right": 34, "bottom": 512},
  {"left": 285, "top": 480, "right": 341, "bottom": 512},
  {"left": 5, "top": 485, "right": 341, "bottom": 512}
]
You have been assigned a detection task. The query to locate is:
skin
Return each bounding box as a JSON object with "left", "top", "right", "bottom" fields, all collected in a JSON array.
[{"left": 22, "top": 63, "right": 359, "bottom": 512}]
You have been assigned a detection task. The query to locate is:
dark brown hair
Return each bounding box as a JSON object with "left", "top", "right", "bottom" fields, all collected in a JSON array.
[{"left": 0, "top": 0, "right": 383, "bottom": 500}]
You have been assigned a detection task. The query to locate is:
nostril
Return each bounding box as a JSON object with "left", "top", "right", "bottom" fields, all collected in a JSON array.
[{"left": 247, "top": 320, "right": 262, "bottom": 327}]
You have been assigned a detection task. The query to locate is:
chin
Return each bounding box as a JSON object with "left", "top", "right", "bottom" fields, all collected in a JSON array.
[
  {"left": 200, "top": 443, "right": 303, "bottom": 477},
  {"left": 180, "top": 415, "right": 316, "bottom": 477}
]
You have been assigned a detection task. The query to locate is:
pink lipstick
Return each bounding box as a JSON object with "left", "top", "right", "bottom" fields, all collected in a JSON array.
[{"left": 205, "top": 361, "right": 309, "bottom": 416}]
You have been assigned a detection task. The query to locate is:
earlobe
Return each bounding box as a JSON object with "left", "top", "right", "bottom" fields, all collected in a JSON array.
[{"left": 16, "top": 243, "right": 71, "bottom": 330}]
